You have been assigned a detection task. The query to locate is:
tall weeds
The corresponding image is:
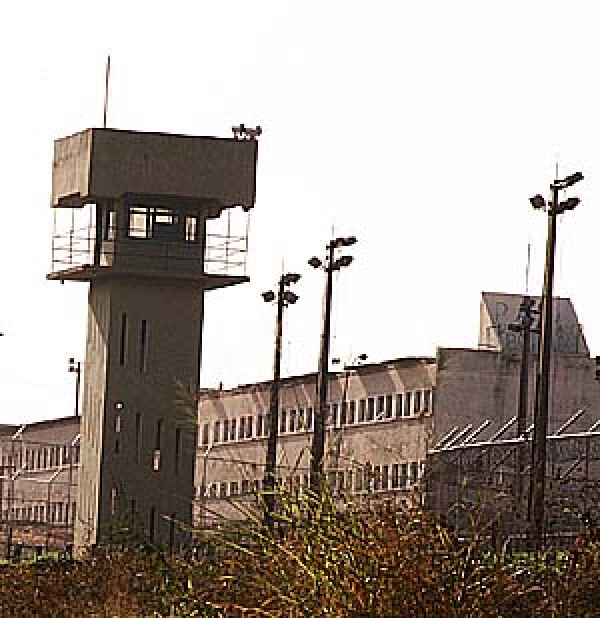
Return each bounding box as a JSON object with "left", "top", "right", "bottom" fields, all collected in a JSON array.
[{"left": 1, "top": 488, "right": 600, "bottom": 616}]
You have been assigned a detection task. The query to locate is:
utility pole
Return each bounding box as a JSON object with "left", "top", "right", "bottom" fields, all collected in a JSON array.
[
  {"left": 262, "top": 272, "right": 301, "bottom": 531},
  {"left": 309, "top": 236, "right": 357, "bottom": 493},
  {"left": 528, "top": 171, "right": 583, "bottom": 550},
  {"left": 508, "top": 297, "right": 539, "bottom": 507}
]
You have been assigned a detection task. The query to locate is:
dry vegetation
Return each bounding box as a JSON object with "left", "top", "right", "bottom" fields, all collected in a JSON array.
[{"left": 1, "top": 491, "right": 600, "bottom": 617}]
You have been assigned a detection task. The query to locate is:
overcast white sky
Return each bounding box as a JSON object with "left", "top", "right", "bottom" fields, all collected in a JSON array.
[{"left": 0, "top": 1, "right": 598, "bottom": 424}]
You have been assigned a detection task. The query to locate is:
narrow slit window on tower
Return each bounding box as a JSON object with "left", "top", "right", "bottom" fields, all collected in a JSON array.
[
  {"left": 135, "top": 413, "right": 142, "bottom": 464},
  {"left": 169, "top": 513, "right": 176, "bottom": 552},
  {"left": 110, "top": 487, "right": 117, "bottom": 516},
  {"left": 153, "top": 419, "right": 163, "bottom": 471},
  {"left": 139, "top": 319, "right": 148, "bottom": 373},
  {"left": 105, "top": 208, "right": 117, "bottom": 241},
  {"left": 149, "top": 506, "right": 156, "bottom": 542},
  {"left": 174, "top": 427, "right": 181, "bottom": 476},
  {"left": 119, "top": 313, "right": 128, "bottom": 366}
]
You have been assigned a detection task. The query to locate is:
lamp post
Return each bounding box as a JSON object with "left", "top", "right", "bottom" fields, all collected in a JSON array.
[
  {"left": 528, "top": 171, "right": 583, "bottom": 549},
  {"left": 68, "top": 358, "right": 81, "bottom": 417},
  {"left": 262, "top": 272, "right": 301, "bottom": 531},
  {"left": 309, "top": 236, "right": 357, "bottom": 493}
]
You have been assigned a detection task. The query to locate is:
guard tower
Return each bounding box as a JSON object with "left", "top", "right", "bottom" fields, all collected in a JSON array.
[{"left": 47, "top": 127, "right": 258, "bottom": 552}]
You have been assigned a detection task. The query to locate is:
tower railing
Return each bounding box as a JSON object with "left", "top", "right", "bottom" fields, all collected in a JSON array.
[{"left": 50, "top": 223, "right": 249, "bottom": 277}]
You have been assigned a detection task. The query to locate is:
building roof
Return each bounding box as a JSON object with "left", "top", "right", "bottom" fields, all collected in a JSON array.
[{"left": 198, "top": 356, "right": 437, "bottom": 397}]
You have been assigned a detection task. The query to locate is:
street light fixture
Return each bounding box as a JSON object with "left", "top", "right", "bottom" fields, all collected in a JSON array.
[
  {"left": 309, "top": 235, "right": 358, "bottom": 494},
  {"left": 528, "top": 170, "right": 583, "bottom": 550},
  {"left": 68, "top": 358, "right": 81, "bottom": 417},
  {"left": 262, "top": 271, "right": 301, "bottom": 531}
]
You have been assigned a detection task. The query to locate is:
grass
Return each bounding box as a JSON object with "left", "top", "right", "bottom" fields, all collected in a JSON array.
[{"left": 1, "top": 488, "right": 600, "bottom": 616}]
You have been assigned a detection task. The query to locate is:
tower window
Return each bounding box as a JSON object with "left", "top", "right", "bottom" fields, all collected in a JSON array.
[
  {"left": 110, "top": 487, "right": 117, "bottom": 516},
  {"left": 174, "top": 428, "right": 181, "bottom": 475},
  {"left": 128, "top": 206, "right": 151, "bottom": 239},
  {"left": 105, "top": 209, "right": 117, "bottom": 241},
  {"left": 154, "top": 208, "right": 174, "bottom": 225},
  {"left": 139, "top": 319, "right": 148, "bottom": 373},
  {"left": 153, "top": 419, "right": 163, "bottom": 471},
  {"left": 149, "top": 506, "right": 156, "bottom": 542},
  {"left": 119, "top": 313, "right": 128, "bottom": 366},
  {"left": 185, "top": 216, "right": 198, "bottom": 242},
  {"left": 135, "top": 413, "right": 142, "bottom": 463}
]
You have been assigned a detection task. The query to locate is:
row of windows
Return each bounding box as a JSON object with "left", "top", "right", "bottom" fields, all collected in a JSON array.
[
  {"left": 3, "top": 501, "right": 76, "bottom": 525},
  {"left": 106, "top": 206, "right": 199, "bottom": 243},
  {"left": 200, "top": 389, "right": 433, "bottom": 446},
  {"left": 0, "top": 445, "right": 80, "bottom": 473},
  {"left": 201, "top": 461, "right": 425, "bottom": 499}
]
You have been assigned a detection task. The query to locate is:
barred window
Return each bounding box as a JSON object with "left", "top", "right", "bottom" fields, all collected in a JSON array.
[
  {"left": 280, "top": 409, "right": 287, "bottom": 434},
  {"left": 385, "top": 394, "right": 394, "bottom": 418},
  {"left": 349, "top": 400, "right": 356, "bottom": 424},
  {"left": 223, "top": 419, "right": 230, "bottom": 442},
  {"left": 404, "top": 392, "right": 412, "bottom": 417},
  {"left": 396, "top": 394, "right": 403, "bottom": 418},
  {"left": 367, "top": 398, "right": 375, "bottom": 421},
  {"left": 358, "top": 399, "right": 366, "bottom": 423}
]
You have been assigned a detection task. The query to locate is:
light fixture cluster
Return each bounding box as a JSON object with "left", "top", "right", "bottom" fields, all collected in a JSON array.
[
  {"left": 232, "top": 123, "right": 263, "bottom": 141},
  {"left": 530, "top": 171, "right": 583, "bottom": 214},
  {"left": 309, "top": 236, "right": 357, "bottom": 272},
  {"left": 262, "top": 272, "right": 301, "bottom": 307}
]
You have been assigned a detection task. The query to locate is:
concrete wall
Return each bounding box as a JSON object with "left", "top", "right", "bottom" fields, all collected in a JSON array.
[
  {"left": 52, "top": 128, "right": 258, "bottom": 210},
  {"left": 75, "top": 276, "right": 204, "bottom": 551},
  {"left": 479, "top": 292, "right": 589, "bottom": 356},
  {"left": 433, "top": 347, "right": 600, "bottom": 444}
]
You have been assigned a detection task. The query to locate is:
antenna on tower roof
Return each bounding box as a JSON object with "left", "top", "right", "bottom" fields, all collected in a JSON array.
[
  {"left": 103, "top": 54, "right": 111, "bottom": 129},
  {"left": 525, "top": 242, "right": 531, "bottom": 294}
]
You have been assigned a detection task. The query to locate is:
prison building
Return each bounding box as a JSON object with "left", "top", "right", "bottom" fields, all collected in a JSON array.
[
  {"left": 0, "top": 417, "right": 80, "bottom": 556},
  {"left": 2, "top": 292, "right": 599, "bottom": 549}
]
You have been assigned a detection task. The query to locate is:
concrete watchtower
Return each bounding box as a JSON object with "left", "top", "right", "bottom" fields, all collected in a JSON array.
[{"left": 47, "top": 127, "right": 258, "bottom": 552}]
